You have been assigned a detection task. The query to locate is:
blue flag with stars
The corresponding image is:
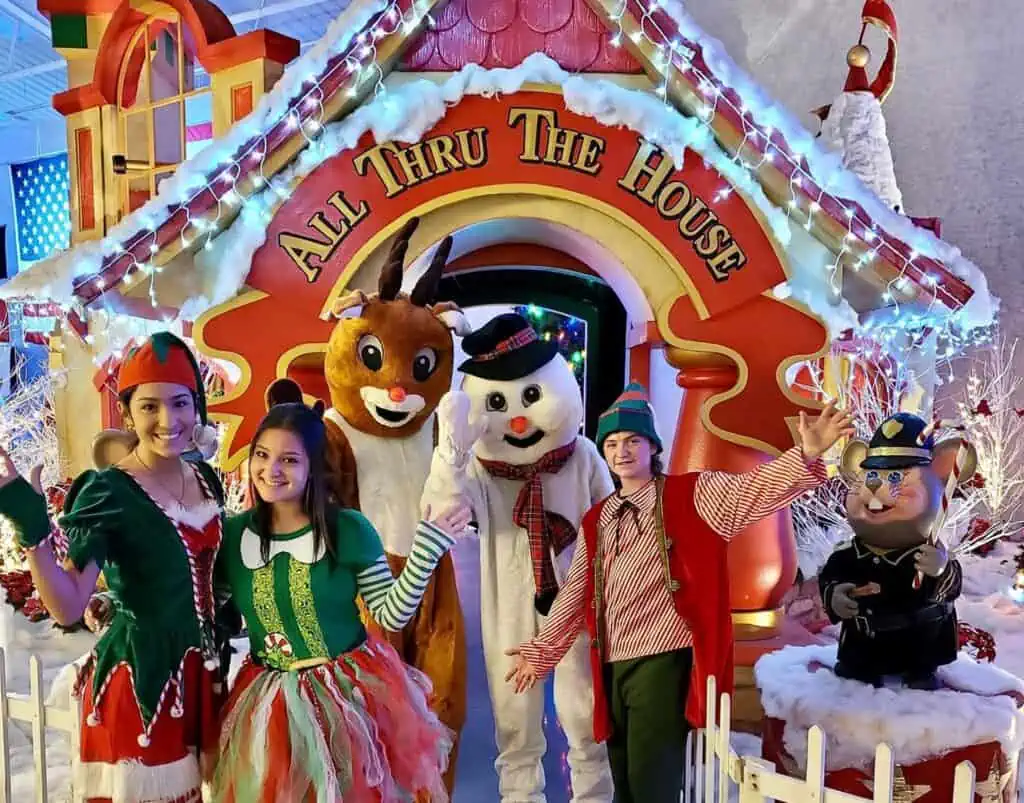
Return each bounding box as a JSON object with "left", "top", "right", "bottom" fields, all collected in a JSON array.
[{"left": 10, "top": 153, "right": 72, "bottom": 265}]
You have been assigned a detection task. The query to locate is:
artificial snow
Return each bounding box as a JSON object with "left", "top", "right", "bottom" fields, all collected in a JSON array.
[
  {"left": 201, "top": 53, "right": 793, "bottom": 320},
  {"left": 819, "top": 91, "right": 904, "bottom": 213},
  {"left": 0, "top": 0, "right": 997, "bottom": 348},
  {"left": 0, "top": 0, "right": 379, "bottom": 303},
  {"left": 755, "top": 643, "right": 1024, "bottom": 772},
  {"left": 659, "top": 0, "right": 998, "bottom": 332},
  {"left": 0, "top": 605, "right": 95, "bottom": 802}
]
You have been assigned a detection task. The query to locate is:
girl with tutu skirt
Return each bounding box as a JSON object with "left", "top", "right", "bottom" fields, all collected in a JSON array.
[
  {"left": 211, "top": 390, "right": 470, "bottom": 802},
  {"left": 0, "top": 332, "right": 225, "bottom": 803}
]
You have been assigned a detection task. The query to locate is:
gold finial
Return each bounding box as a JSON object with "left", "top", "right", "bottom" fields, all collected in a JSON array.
[{"left": 847, "top": 43, "right": 871, "bottom": 68}]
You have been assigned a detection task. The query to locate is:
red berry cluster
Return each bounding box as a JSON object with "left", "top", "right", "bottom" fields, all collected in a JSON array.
[{"left": 958, "top": 623, "right": 997, "bottom": 663}]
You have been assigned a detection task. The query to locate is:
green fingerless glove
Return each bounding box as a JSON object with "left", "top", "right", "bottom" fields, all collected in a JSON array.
[{"left": 0, "top": 477, "right": 52, "bottom": 549}]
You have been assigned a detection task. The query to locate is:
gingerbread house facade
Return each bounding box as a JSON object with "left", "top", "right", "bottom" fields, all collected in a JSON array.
[{"left": 0, "top": 0, "right": 997, "bottom": 723}]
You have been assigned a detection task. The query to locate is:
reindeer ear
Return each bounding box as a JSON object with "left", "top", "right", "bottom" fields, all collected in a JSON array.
[
  {"left": 932, "top": 438, "right": 978, "bottom": 485},
  {"left": 266, "top": 378, "right": 304, "bottom": 410},
  {"left": 379, "top": 217, "right": 420, "bottom": 301},
  {"left": 324, "top": 290, "right": 368, "bottom": 320},
  {"left": 839, "top": 440, "right": 868, "bottom": 483},
  {"left": 438, "top": 308, "right": 470, "bottom": 336},
  {"left": 410, "top": 235, "right": 453, "bottom": 307}
]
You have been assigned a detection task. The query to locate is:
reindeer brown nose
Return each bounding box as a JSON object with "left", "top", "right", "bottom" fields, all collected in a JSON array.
[{"left": 865, "top": 475, "right": 883, "bottom": 492}]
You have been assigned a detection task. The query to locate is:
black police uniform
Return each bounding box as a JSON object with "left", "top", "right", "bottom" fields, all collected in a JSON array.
[
  {"left": 819, "top": 538, "right": 961, "bottom": 684},
  {"left": 819, "top": 412, "right": 962, "bottom": 687}
]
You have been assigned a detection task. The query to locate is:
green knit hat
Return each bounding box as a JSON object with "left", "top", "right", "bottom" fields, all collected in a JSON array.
[{"left": 596, "top": 383, "right": 662, "bottom": 454}]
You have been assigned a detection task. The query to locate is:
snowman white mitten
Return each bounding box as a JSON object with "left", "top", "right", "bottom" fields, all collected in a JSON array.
[
  {"left": 437, "top": 390, "right": 487, "bottom": 468},
  {"left": 423, "top": 390, "right": 488, "bottom": 538}
]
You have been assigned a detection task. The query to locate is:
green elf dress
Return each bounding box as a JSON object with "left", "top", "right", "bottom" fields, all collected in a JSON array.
[
  {"left": 211, "top": 507, "right": 456, "bottom": 803},
  {"left": 0, "top": 462, "right": 225, "bottom": 803}
]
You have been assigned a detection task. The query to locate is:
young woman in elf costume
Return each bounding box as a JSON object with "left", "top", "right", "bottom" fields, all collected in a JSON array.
[
  {"left": 0, "top": 331, "right": 226, "bottom": 803},
  {"left": 210, "top": 389, "right": 471, "bottom": 803},
  {"left": 505, "top": 384, "right": 855, "bottom": 803}
]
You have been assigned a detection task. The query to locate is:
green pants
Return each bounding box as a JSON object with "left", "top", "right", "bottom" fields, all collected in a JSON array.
[{"left": 602, "top": 649, "right": 694, "bottom": 803}]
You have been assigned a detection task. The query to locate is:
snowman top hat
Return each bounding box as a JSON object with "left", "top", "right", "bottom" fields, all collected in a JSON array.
[{"left": 459, "top": 312, "right": 558, "bottom": 381}]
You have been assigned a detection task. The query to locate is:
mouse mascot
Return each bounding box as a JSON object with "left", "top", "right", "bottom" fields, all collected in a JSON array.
[
  {"left": 423, "top": 312, "right": 615, "bottom": 803},
  {"left": 320, "top": 217, "right": 470, "bottom": 793},
  {"left": 820, "top": 412, "right": 977, "bottom": 689}
]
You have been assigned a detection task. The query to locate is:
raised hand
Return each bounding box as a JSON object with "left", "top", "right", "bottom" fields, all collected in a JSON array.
[
  {"left": 0, "top": 446, "right": 20, "bottom": 490},
  {"left": 437, "top": 390, "right": 488, "bottom": 464},
  {"left": 0, "top": 445, "right": 43, "bottom": 495},
  {"left": 798, "top": 400, "right": 856, "bottom": 461},
  {"left": 425, "top": 502, "right": 473, "bottom": 539},
  {"left": 504, "top": 646, "right": 540, "bottom": 694}
]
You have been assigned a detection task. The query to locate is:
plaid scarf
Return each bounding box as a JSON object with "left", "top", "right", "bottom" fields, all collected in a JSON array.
[{"left": 478, "top": 440, "right": 578, "bottom": 615}]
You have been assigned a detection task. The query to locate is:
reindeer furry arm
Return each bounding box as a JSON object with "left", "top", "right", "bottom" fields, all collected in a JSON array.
[{"left": 324, "top": 418, "right": 360, "bottom": 510}]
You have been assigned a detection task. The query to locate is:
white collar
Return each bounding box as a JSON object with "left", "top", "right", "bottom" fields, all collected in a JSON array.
[{"left": 240, "top": 526, "right": 326, "bottom": 570}]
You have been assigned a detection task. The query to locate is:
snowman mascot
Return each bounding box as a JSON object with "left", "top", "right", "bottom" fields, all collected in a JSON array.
[{"left": 423, "top": 312, "right": 615, "bottom": 803}]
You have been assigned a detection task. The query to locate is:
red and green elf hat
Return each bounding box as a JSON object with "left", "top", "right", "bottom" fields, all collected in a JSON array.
[
  {"left": 596, "top": 382, "right": 662, "bottom": 454},
  {"left": 116, "top": 332, "right": 209, "bottom": 426}
]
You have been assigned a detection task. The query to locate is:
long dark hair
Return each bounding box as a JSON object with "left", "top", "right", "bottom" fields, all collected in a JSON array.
[{"left": 249, "top": 403, "right": 339, "bottom": 566}]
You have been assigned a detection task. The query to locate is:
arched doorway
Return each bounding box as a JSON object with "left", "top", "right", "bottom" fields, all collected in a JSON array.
[{"left": 436, "top": 259, "right": 627, "bottom": 440}]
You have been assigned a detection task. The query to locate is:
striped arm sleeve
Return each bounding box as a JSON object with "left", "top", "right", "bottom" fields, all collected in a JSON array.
[
  {"left": 695, "top": 446, "right": 828, "bottom": 539},
  {"left": 518, "top": 535, "right": 589, "bottom": 677},
  {"left": 356, "top": 520, "right": 455, "bottom": 632}
]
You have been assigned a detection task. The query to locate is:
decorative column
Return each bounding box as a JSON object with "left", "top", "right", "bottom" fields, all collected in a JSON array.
[
  {"left": 668, "top": 359, "right": 797, "bottom": 627},
  {"left": 666, "top": 349, "right": 821, "bottom": 734}
]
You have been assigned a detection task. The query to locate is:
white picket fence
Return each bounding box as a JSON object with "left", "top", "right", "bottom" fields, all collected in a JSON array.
[
  {"left": 684, "top": 675, "right": 980, "bottom": 803},
  {"left": 0, "top": 649, "right": 985, "bottom": 803},
  {"left": 0, "top": 649, "right": 78, "bottom": 803}
]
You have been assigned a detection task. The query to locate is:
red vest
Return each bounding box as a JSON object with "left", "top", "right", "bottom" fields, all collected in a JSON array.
[{"left": 580, "top": 472, "right": 734, "bottom": 742}]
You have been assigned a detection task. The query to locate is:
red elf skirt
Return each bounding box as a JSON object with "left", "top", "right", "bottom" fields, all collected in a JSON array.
[
  {"left": 74, "top": 649, "right": 222, "bottom": 803},
  {"left": 210, "top": 635, "right": 454, "bottom": 803}
]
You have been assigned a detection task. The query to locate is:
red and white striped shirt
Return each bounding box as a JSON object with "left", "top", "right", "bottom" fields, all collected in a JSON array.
[{"left": 518, "top": 447, "right": 827, "bottom": 674}]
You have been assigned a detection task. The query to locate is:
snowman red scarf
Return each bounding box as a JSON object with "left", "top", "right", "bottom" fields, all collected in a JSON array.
[{"left": 478, "top": 441, "right": 579, "bottom": 614}]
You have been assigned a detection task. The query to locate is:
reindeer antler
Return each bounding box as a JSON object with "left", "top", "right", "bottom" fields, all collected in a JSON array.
[
  {"left": 378, "top": 217, "right": 421, "bottom": 301},
  {"left": 329, "top": 290, "right": 369, "bottom": 318},
  {"left": 410, "top": 235, "right": 453, "bottom": 307}
]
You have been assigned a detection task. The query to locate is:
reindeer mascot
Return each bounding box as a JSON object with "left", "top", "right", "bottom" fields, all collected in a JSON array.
[{"left": 322, "top": 217, "right": 469, "bottom": 792}]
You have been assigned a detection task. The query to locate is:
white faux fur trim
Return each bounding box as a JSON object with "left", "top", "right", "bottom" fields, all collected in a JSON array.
[
  {"left": 73, "top": 752, "right": 200, "bottom": 802},
  {"left": 161, "top": 498, "right": 221, "bottom": 531}
]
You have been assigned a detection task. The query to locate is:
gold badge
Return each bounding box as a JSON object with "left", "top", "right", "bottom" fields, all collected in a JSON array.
[{"left": 881, "top": 418, "right": 904, "bottom": 439}]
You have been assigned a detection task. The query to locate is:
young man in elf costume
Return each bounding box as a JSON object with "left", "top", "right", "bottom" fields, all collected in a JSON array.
[{"left": 506, "top": 384, "right": 854, "bottom": 803}]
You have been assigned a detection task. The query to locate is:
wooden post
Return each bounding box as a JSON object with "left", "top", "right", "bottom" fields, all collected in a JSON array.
[
  {"left": 0, "top": 648, "right": 10, "bottom": 803},
  {"left": 704, "top": 675, "right": 717, "bottom": 803},
  {"left": 872, "top": 743, "right": 895, "bottom": 803},
  {"left": 29, "top": 655, "right": 47, "bottom": 803},
  {"left": 805, "top": 726, "right": 826, "bottom": 803},
  {"left": 952, "top": 761, "right": 977, "bottom": 803}
]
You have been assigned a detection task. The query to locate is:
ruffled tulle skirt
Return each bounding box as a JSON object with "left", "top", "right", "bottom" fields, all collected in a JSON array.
[{"left": 209, "top": 635, "right": 453, "bottom": 803}]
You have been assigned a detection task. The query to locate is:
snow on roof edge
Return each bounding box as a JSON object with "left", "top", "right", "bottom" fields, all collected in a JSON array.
[{"left": 661, "top": 0, "right": 998, "bottom": 331}]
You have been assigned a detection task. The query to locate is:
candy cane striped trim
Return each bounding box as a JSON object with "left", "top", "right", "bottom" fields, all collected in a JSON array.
[{"left": 80, "top": 648, "right": 214, "bottom": 746}]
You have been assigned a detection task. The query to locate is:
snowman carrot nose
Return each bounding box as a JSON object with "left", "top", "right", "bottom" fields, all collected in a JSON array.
[{"left": 510, "top": 416, "right": 529, "bottom": 434}]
